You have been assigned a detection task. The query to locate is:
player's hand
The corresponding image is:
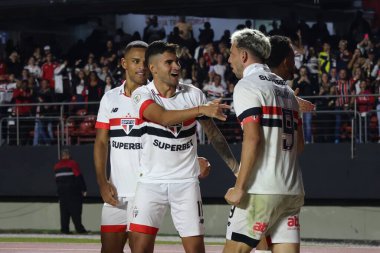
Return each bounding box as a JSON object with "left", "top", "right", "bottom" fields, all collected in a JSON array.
[
  {"left": 82, "top": 191, "right": 87, "bottom": 197},
  {"left": 198, "top": 157, "right": 211, "bottom": 179},
  {"left": 99, "top": 181, "right": 119, "bottom": 206},
  {"left": 294, "top": 88, "right": 315, "bottom": 112},
  {"left": 224, "top": 187, "right": 246, "bottom": 206},
  {"left": 200, "top": 99, "right": 230, "bottom": 121}
]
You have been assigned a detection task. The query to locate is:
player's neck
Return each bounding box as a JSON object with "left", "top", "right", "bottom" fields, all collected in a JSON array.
[
  {"left": 124, "top": 81, "right": 140, "bottom": 96},
  {"left": 153, "top": 80, "right": 176, "bottom": 98}
]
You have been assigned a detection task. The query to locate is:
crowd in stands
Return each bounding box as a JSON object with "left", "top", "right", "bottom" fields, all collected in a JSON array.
[{"left": 0, "top": 12, "right": 380, "bottom": 145}]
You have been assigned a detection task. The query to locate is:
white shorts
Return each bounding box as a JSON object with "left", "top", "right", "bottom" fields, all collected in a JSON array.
[
  {"left": 129, "top": 181, "right": 204, "bottom": 237},
  {"left": 226, "top": 194, "right": 304, "bottom": 248},
  {"left": 101, "top": 197, "right": 134, "bottom": 233}
]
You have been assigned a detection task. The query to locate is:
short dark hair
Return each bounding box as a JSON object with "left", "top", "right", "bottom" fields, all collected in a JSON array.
[
  {"left": 145, "top": 41, "right": 179, "bottom": 66},
  {"left": 123, "top": 40, "right": 148, "bottom": 56},
  {"left": 61, "top": 148, "right": 70, "bottom": 157},
  {"left": 266, "top": 35, "right": 293, "bottom": 68}
]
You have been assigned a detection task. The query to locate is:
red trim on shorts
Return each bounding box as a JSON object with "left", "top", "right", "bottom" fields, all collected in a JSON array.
[
  {"left": 95, "top": 121, "right": 110, "bottom": 129},
  {"left": 129, "top": 223, "right": 159, "bottom": 235},
  {"left": 139, "top": 99, "right": 155, "bottom": 120},
  {"left": 101, "top": 225, "right": 127, "bottom": 233}
]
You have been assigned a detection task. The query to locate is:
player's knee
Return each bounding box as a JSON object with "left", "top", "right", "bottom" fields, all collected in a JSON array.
[{"left": 223, "top": 239, "right": 257, "bottom": 253}]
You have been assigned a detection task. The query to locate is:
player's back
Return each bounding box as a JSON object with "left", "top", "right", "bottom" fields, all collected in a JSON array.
[{"left": 233, "top": 64, "right": 304, "bottom": 195}]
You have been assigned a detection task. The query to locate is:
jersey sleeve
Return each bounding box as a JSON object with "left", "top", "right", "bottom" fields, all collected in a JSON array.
[
  {"left": 233, "top": 81, "right": 262, "bottom": 126},
  {"left": 132, "top": 86, "right": 155, "bottom": 120},
  {"left": 95, "top": 93, "right": 110, "bottom": 129}
]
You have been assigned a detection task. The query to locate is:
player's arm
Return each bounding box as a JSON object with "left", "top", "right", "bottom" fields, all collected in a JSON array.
[
  {"left": 225, "top": 121, "right": 261, "bottom": 206},
  {"left": 141, "top": 99, "right": 229, "bottom": 126},
  {"left": 198, "top": 156, "right": 211, "bottom": 179},
  {"left": 94, "top": 128, "right": 118, "bottom": 206},
  {"left": 199, "top": 118, "right": 239, "bottom": 175},
  {"left": 294, "top": 88, "right": 315, "bottom": 112}
]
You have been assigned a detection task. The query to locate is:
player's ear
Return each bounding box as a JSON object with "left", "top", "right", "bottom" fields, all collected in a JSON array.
[
  {"left": 149, "top": 63, "right": 156, "bottom": 75},
  {"left": 121, "top": 58, "right": 127, "bottom": 69},
  {"left": 241, "top": 50, "right": 248, "bottom": 63}
]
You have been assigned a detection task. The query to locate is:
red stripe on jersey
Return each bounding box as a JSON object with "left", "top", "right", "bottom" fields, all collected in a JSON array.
[
  {"left": 139, "top": 99, "right": 155, "bottom": 120},
  {"left": 101, "top": 225, "right": 127, "bottom": 233},
  {"left": 241, "top": 115, "right": 260, "bottom": 125},
  {"left": 262, "top": 106, "right": 282, "bottom": 115},
  {"left": 95, "top": 122, "right": 109, "bottom": 129},
  {"left": 109, "top": 118, "right": 144, "bottom": 126},
  {"left": 183, "top": 118, "right": 195, "bottom": 126},
  {"left": 262, "top": 106, "right": 299, "bottom": 118},
  {"left": 129, "top": 223, "right": 159, "bottom": 235}
]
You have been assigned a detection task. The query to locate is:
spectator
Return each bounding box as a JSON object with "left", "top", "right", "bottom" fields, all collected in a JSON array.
[
  {"left": 24, "top": 56, "right": 42, "bottom": 78},
  {"left": 315, "top": 73, "right": 335, "bottom": 142},
  {"left": 293, "top": 66, "right": 319, "bottom": 143},
  {"left": 6, "top": 51, "right": 22, "bottom": 77},
  {"left": 202, "top": 73, "right": 226, "bottom": 101},
  {"left": 178, "top": 47, "right": 194, "bottom": 81},
  {"left": 54, "top": 59, "right": 71, "bottom": 102},
  {"left": 219, "top": 29, "right": 231, "bottom": 47},
  {"left": 318, "top": 42, "right": 332, "bottom": 76},
  {"left": 33, "top": 79, "right": 54, "bottom": 145},
  {"left": 83, "top": 53, "right": 100, "bottom": 75},
  {"left": 11, "top": 80, "right": 34, "bottom": 145},
  {"left": 290, "top": 32, "right": 306, "bottom": 70},
  {"left": 335, "top": 39, "right": 351, "bottom": 71},
  {"left": 143, "top": 16, "right": 166, "bottom": 43},
  {"left": 305, "top": 46, "right": 318, "bottom": 83},
  {"left": 351, "top": 67, "right": 364, "bottom": 94},
  {"left": 175, "top": 16, "right": 192, "bottom": 41},
  {"left": 167, "top": 27, "right": 184, "bottom": 46},
  {"left": 82, "top": 71, "right": 103, "bottom": 114},
  {"left": 32, "top": 47, "right": 43, "bottom": 66},
  {"left": 356, "top": 79, "right": 375, "bottom": 142},
  {"left": 209, "top": 53, "right": 227, "bottom": 88},
  {"left": 41, "top": 53, "right": 58, "bottom": 90},
  {"left": 103, "top": 75, "right": 115, "bottom": 93},
  {"left": 199, "top": 22, "right": 214, "bottom": 45},
  {"left": 334, "top": 68, "right": 353, "bottom": 143},
  {"left": 102, "top": 40, "right": 117, "bottom": 70},
  {"left": 54, "top": 148, "right": 88, "bottom": 234},
  {"left": 192, "top": 56, "right": 209, "bottom": 89}
]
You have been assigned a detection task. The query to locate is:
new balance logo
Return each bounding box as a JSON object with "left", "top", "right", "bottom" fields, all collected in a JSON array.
[{"left": 111, "top": 108, "right": 118, "bottom": 113}]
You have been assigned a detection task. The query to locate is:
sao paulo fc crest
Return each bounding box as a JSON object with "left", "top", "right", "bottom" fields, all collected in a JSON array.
[
  {"left": 167, "top": 123, "right": 183, "bottom": 137},
  {"left": 121, "top": 119, "right": 136, "bottom": 134}
]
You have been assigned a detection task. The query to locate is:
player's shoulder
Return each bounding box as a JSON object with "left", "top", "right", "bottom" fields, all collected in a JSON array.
[
  {"left": 133, "top": 82, "right": 151, "bottom": 95},
  {"left": 179, "top": 82, "right": 204, "bottom": 95},
  {"left": 103, "top": 85, "right": 123, "bottom": 99}
]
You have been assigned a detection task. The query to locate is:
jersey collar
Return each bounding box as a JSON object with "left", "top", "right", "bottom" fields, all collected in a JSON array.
[
  {"left": 147, "top": 80, "right": 184, "bottom": 98},
  {"left": 243, "top": 63, "right": 271, "bottom": 78}
]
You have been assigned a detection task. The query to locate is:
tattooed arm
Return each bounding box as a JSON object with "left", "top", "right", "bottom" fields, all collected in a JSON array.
[{"left": 199, "top": 118, "right": 239, "bottom": 175}]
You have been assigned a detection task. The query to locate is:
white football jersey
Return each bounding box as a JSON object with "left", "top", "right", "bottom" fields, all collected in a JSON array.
[
  {"left": 132, "top": 81, "right": 207, "bottom": 183},
  {"left": 233, "top": 64, "right": 304, "bottom": 195},
  {"left": 95, "top": 83, "right": 144, "bottom": 198}
]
